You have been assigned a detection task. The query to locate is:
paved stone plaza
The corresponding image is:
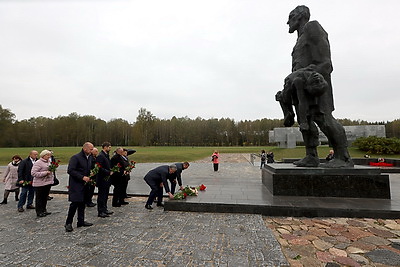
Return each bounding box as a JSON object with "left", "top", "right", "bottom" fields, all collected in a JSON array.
[
  {"left": 0, "top": 195, "right": 287, "bottom": 266},
  {"left": 1, "top": 154, "right": 400, "bottom": 266}
]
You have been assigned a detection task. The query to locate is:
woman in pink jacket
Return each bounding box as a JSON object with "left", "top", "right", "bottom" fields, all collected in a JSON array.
[
  {"left": 31, "top": 150, "right": 54, "bottom": 217},
  {"left": 1, "top": 155, "right": 22, "bottom": 204}
]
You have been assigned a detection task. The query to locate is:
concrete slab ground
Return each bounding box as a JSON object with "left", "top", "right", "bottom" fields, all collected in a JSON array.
[{"left": 1, "top": 153, "right": 400, "bottom": 266}]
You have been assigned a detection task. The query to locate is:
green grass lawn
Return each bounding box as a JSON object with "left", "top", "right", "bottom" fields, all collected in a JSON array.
[{"left": 0, "top": 146, "right": 398, "bottom": 165}]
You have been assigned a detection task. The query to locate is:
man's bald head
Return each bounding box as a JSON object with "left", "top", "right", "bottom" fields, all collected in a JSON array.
[{"left": 83, "top": 142, "right": 94, "bottom": 155}]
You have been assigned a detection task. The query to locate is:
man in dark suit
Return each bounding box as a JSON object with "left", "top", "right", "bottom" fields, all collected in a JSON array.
[
  {"left": 65, "top": 142, "right": 94, "bottom": 232},
  {"left": 96, "top": 142, "right": 114, "bottom": 218},
  {"left": 110, "top": 147, "right": 129, "bottom": 207},
  {"left": 84, "top": 147, "right": 98, "bottom": 207},
  {"left": 168, "top": 162, "right": 190, "bottom": 194},
  {"left": 144, "top": 164, "right": 176, "bottom": 210},
  {"left": 17, "top": 150, "right": 38, "bottom": 212}
]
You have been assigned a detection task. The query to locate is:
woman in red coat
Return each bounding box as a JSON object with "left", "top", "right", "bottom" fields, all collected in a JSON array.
[{"left": 211, "top": 150, "right": 219, "bottom": 172}]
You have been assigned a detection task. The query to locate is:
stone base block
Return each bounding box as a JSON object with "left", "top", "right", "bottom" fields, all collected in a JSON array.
[{"left": 262, "top": 164, "right": 390, "bottom": 199}]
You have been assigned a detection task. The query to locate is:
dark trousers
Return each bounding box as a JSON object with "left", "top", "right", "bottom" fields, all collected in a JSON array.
[
  {"left": 122, "top": 178, "right": 129, "bottom": 198},
  {"left": 213, "top": 163, "right": 219, "bottom": 171},
  {"left": 260, "top": 161, "right": 266, "bottom": 169},
  {"left": 97, "top": 183, "right": 111, "bottom": 214},
  {"left": 84, "top": 185, "right": 95, "bottom": 204},
  {"left": 66, "top": 202, "right": 85, "bottom": 225},
  {"left": 145, "top": 179, "right": 163, "bottom": 206},
  {"left": 18, "top": 186, "right": 35, "bottom": 208},
  {"left": 169, "top": 179, "right": 177, "bottom": 195},
  {"left": 112, "top": 183, "right": 125, "bottom": 205},
  {"left": 34, "top": 185, "right": 51, "bottom": 215}
]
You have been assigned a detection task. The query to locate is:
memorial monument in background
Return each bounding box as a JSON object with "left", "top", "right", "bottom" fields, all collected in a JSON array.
[
  {"left": 263, "top": 6, "right": 391, "bottom": 199},
  {"left": 275, "top": 5, "right": 353, "bottom": 168}
]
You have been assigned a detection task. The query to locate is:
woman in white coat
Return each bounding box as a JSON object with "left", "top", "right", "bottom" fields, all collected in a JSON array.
[{"left": 1, "top": 155, "right": 22, "bottom": 204}]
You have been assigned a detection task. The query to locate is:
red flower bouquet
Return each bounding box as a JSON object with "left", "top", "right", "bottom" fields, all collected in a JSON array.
[
  {"left": 197, "top": 184, "right": 207, "bottom": 191},
  {"left": 48, "top": 160, "right": 61, "bottom": 172},
  {"left": 125, "top": 161, "right": 136, "bottom": 173},
  {"left": 105, "top": 163, "right": 122, "bottom": 181}
]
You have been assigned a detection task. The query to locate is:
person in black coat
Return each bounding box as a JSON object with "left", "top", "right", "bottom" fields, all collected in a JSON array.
[
  {"left": 110, "top": 147, "right": 129, "bottom": 207},
  {"left": 64, "top": 142, "right": 94, "bottom": 232},
  {"left": 168, "top": 162, "right": 190, "bottom": 194},
  {"left": 122, "top": 148, "right": 136, "bottom": 199},
  {"left": 96, "top": 142, "right": 114, "bottom": 218},
  {"left": 266, "top": 152, "right": 275, "bottom": 163},
  {"left": 17, "top": 150, "right": 38, "bottom": 212},
  {"left": 144, "top": 164, "right": 176, "bottom": 209},
  {"left": 84, "top": 147, "right": 98, "bottom": 207}
]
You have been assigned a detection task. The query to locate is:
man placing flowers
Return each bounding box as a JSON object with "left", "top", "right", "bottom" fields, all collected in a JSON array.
[
  {"left": 143, "top": 164, "right": 176, "bottom": 209},
  {"left": 168, "top": 162, "right": 190, "bottom": 194}
]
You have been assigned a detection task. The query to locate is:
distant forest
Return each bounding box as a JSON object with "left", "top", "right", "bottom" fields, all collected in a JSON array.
[{"left": 0, "top": 105, "right": 399, "bottom": 147}]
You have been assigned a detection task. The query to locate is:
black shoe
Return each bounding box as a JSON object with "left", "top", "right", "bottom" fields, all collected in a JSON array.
[
  {"left": 77, "top": 221, "right": 93, "bottom": 227},
  {"left": 47, "top": 196, "right": 53, "bottom": 200},
  {"left": 0, "top": 200, "right": 7, "bottom": 204},
  {"left": 112, "top": 204, "right": 121, "bottom": 207},
  {"left": 98, "top": 213, "right": 110, "bottom": 218},
  {"left": 44, "top": 212, "right": 51, "bottom": 215},
  {"left": 27, "top": 205, "right": 35, "bottom": 209},
  {"left": 145, "top": 204, "right": 153, "bottom": 210},
  {"left": 120, "top": 201, "right": 129, "bottom": 205},
  {"left": 15, "top": 197, "right": 19, "bottom": 201},
  {"left": 86, "top": 202, "right": 96, "bottom": 207},
  {"left": 105, "top": 210, "right": 114, "bottom": 215},
  {"left": 18, "top": 207, "right": 24, "bottom": 212},
  {"left": 37, "top": 213, "right": 46, "bottom": 217},
  {"left": 125, "top": 196, "right": 132, "bottom": 198},
  {"left": 65, "top": 224, "right": 73, "bottom": 232},
  {"left": 156, "top": 203, "right": 164, "bottom": 207}
]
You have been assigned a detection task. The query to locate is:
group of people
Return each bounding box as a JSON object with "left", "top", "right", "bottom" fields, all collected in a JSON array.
[
  {"left": 1, "top": 141, "right": 195, "bottom": 233},
  {"left": 1, "top": 150, "right": 58, "bottom": 218},
  {"left": 260, "top": 150, "right": 275, "bottom": 168},
  {"left": 67, "top": 142, "right": 191, "bottom": 231},
  {"left": 65, "top": 142, "right": 137, "bottom": 232}
]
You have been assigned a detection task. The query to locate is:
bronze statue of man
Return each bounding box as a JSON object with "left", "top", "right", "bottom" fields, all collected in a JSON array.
[{"left": 276, "top": 5, "right": 353, "bottom": 168}]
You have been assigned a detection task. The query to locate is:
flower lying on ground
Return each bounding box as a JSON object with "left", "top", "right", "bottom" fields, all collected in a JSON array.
[
  {"left": 197, "top": 184, "right": 207, "bottom": 191},
  {"left": 174, "top": 192, "right": 187, "bottom": 200},
  {"left": 173, "top": 184, "right": 206, "bottom": 200},
  {"left": 183, "top": 186, "right": 198, "bottom": 196}
]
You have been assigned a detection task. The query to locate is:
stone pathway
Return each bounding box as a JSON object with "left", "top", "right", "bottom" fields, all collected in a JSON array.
[
  {"left": 265, "top": 217, "right": 400, "bottom": 266},
  {"left": 0, "top": 195, "right": 288, "bottom": 266}
]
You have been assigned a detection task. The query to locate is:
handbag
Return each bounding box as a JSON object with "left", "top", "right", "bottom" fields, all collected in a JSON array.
[{"left": 52, "top": 177, "right": 60, "bottom": 186}]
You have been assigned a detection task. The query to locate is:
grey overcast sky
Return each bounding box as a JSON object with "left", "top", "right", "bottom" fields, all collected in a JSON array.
[{"left": 1, "top": 0, "right": 399, "bottom": 123}]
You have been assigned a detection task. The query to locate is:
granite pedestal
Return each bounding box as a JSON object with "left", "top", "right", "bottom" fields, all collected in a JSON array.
[{"left": 262, "top": 163, "right": 391, "bottom": 199}]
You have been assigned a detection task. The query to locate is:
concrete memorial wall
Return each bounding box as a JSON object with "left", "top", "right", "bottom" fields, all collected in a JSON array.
[{"left": 269, "top": 125, "right": 386, "bottom": 148}]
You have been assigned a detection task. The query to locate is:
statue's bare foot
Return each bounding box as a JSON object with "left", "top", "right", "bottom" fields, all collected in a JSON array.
[
  {"left": 293, "top": 155, "right": 319, "bottom": 167},
  {"left": 323, "top": 158, "right": 354, "bottom": 168}
]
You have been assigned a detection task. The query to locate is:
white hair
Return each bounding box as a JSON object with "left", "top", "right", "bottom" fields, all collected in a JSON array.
[{"left": 40, "top": 149, "right": 52, "bottom": 158}]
